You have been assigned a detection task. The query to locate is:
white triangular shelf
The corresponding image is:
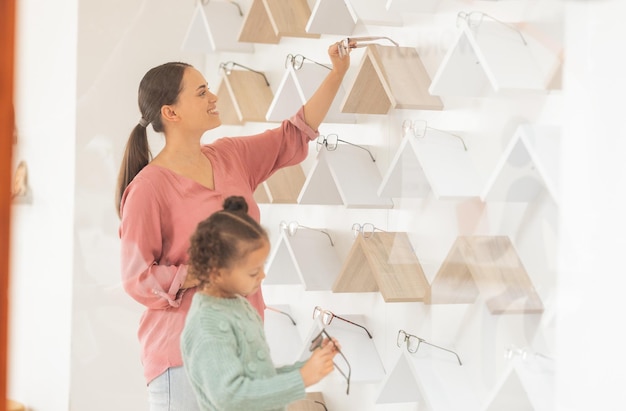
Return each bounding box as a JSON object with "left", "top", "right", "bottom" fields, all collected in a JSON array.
[
  {"left": 181, "top": 2, "right": 254, "bottom": 54},
  {"left": 482, "top": 355, "right": 555, "bottom": 411},
  {"left": 264, "top": 305, "right": 303, "bottom": 366},
  {"left": 385, "top": 0, "right": 440, "bottom": 13},
  {"left": 481, "top": 124, "right": 560, "bottom": 205},
  {"left": 377, "top": 351, "right": 481, "bottom": 410},
  {"left": 349, "top": 0, "right": 403, "bottom": 26},
  {"left": 305, "top": 0, "right": 357, "bottom": 35},
  {"left": 341, "top": 45, "right": 444, "bottom": 114},
  {"left": 378, "top": 128, "right": 481, "bottom": 199},
  {"left": 333, "top": 231, "right": 430, "bottom": 302},
  {"left": 298, "top": 145, "right": 394, "bottom": 209},
  {"left": 265, "top": 229, "right": 341, "bottom": 290},
  {"left": 254, "top": 165, "right": 306, "bottom": 204},
  {"left": 299, "top": 314, "right": 385, "bottom": 383},
  {"left": 266, "top": 64, "right": 356, "bottom": 124},
  {"left": 215, "top": 67, "right": 274, "bottom": 124},
  {"left": 429, "top": 20, "right": 561, "bottom": 97}
]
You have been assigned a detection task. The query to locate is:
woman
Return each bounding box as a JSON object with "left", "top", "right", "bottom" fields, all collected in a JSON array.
[{"left": 116, "top": 41, "right": 353, "bottom": 410}]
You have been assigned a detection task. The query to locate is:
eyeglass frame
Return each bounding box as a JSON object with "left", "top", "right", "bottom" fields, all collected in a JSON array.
[
  {"left": 285, "top": 53, "right": 331, "bottom": 71},
  {"left": 265, "top": 306, "right": 297, "bottom": 326},
  {"left": 309, "top": 328, "right": 352, "bottom": 395},
  {"left": 279, "top": 220, "right": 334, "bottom": 247},
  {"left": 313, "top": 306, "right": 372, "bottom": 339},
  {"left": 316, "top": 134, "right": 376, "bottom": 162},
  {"left": 200, "top": 0, "right": 243, "bottom": 16},
  {"left": 397, "top": 329, "right": 462, "bottom": 366},
  {"left": 402, "top": 119, "right": 468, "bottom": 151},
  {"left": 338, "top": 36, "right": 400, "bottom": 58},
  {"left": 218, "top": 61, "right": 270, "bottom": 87},
  {"left": 456, "top": 11, "right": 527, "bottom": 46},
  {"left": 351, "top": 222, "right": 386, "bottom": 239}
]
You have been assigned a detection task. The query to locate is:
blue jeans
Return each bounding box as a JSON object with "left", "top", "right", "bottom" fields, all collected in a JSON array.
[{"left": 147, "top": 366, "right": 201, "bottom": 411}]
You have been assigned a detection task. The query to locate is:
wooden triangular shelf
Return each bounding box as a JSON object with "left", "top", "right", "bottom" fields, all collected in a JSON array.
[
  {"left": 333, "top": 232, "right": 430, "bottom": 302},
  {"left": 181, "top": 2, "right": 254, "bottom": 53},
  {"left": 238, "top": 0, "right": 281, "bottom": 44},
  {"left": 264, "top": 0, "right": 321, "bottom": 39},
  {"left": 341, "top": 45, "right": 444, "bottom": 114},
  {"left": 427, "top": 236, "right": 544, "bottom": 314},
  {"left": 298, "top": 145, "right": 393, "bottom": 208},
  {"left": 254, "top": 165, "right": 306, "bottom": 204},
  {"left": 481, "top": 124, "right": 560, "bottom": 205},
  {"left": 429, "top": 20, "right": 561, "bottom": 97},
  {"left": 305, "top": 0, "right": 357, "bottom": 35},
  {"left": 378, "top": 126, "right": 481, "bottom": 199},
  {"left": 266, "top": 64, "right": 357, "bottom": 124},
  {"left": 215, "top": 67, "right": 274, "bottom": 124}
]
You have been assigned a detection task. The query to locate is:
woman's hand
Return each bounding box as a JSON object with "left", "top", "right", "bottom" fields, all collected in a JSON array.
[{"left": 328, "top": 40, "right": 353, "bottom": 76}]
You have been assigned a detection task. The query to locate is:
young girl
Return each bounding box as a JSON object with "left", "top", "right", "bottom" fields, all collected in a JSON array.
[{"left": 181, "top": 196, "right": 339, "bottom": 411}]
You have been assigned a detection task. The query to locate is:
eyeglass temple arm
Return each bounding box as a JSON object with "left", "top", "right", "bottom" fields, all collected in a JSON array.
[
  {"left": 266, "top": 306, "right": 296, "bottom": 325},
  {"left": 418, "top": 339, "right": 463, "bottom": 366},
  {"left": 220, "top": 61, "right": 270, "bottom": 86},
  {"left": 334, "top": 314, "right": 373, "bottom": 338},
  {"left": 298, "top": 224, "right": 335, "bottom": 246},
  {"left": 350, "top": 36, "right": 399, "bottom": 47},
  {"left": 426, "top": 126, "right": 468, "bottom": 151},
  {"left": 337, "top": 138, "right": 376, "bottom": 162},
  {"left": 227, "top": 0, "right": 243, "bottom": 16}
]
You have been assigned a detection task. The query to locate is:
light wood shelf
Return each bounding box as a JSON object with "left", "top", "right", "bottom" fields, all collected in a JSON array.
[
  {"left": 378, "top": 124, "right": 481, "bottom": 199},
  {"left": 429, "top": 18, "right": 561, "bottom": 97},
  {"left": 333, "top": 232, "right": 430, "bottom": 302},
  {"left": 266, "top": 63, "right": 356, "bottom": 124},
  {"left": 215, "top": 66, "right": 274, "bottom": 124},
  {"left": 341, "top": 45, "right": 444, "bottom": 115},
  {"left": 426, "top": 236, "right": 544, "bottom": 314},
  {"left": 264, "top": 0, "right": 321, "bottom": 38},
  {"left": 298, "top": 144, "right": 394, "bottom": 209},
  {"left": 238, "top": 0, "right": 281, "bottom": 44},
  {"left": 377, "top": 351, "right": 481, "bottom": 410},
  {"left": 481, "top": 124, "right": 561, "bottom": 205},
  {"left": 181, "top": 2, "right": 254, "bottom": 53},
  {"left": 254, "top": 165, "right": 306, "bottom": 204},
  {"left": 305, "top": 0, "right": 357, "bottom": 35},
  {"left": 265, "top": 228, "right": 342, "bottom": 290},
  {"left": 287, "top": 392, "right": 327, "bottom": 411}
]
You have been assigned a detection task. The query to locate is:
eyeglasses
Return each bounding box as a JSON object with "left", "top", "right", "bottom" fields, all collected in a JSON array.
[
  {"left": 397, "top": 329, "right": 462, "bottom": 366},
  {"left": 279, "top": 220, "right": 334, "bottom": 247},
  {"left": 402, "top": 120, "right": 468, "bottom": 151},
  {"left": 338, "top": 36, "right": 400, "bottom": 58},
  {"left": 265, "top": 306, "right": 297, "bottom": 326},
  {"left": 309, "top": 328, "right": 351, "bottom": 395},
  {"left": 456, "top": 11, "right": 527, "bottom": 46},
  {"left": 313, "top": 306, "right": 372, "bottom": 339},
  {"left": 218, "top": 61, "right": 270, "bottom": 87},
  {"left": 285, "top": 53, "right": 331, "bottom": 71},
  {"left": 316, "top": 134, "right": 375, "bottom": 162},
  {"left": 200, "top": 0, "right": 243, "bottom": 17},
  {"left": 505, "top": 345, "right": 553, "bottom": 362},
  {"left": 351, "top": 223, "right": 386, "bottom": 239}
]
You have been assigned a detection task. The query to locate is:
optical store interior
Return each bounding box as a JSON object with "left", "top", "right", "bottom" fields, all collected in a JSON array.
[{"left": 6, "top": 0, "right": 626, "bottom": 410}]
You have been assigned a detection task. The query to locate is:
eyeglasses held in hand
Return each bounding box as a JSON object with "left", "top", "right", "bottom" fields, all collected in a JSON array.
[
  {"left": 279, "top": 220, "right": 334, "bottom": 247},
  {"left": 218, "top": 61, "right": 270, "bottom": 86},
  {"left": 338, "top": 36, "right": 400, "bottom": 58},
  {"left": 265, "top": 306, "right": 297, "bottom": 326},
  {"left": 402, "top": 119, "right": 468, "bottom": 151},
  {"left": 285, "top": 53, "right": 331, "bottom": 71},
  {"left": 316, "top": 134, "right": 376, "bottom": 162},
  {"left": 313, "top": 306, "right": 372, "bottom": 339},
  {"left": 309, "top": 328, "right": 352, "bottom": 395},
  {"left": 351, "top": 222, "right": 386, "bottom": 239},
  {"left": 456, "top": 11, "right": 527, "bottom": 46},
  {"left": 397, "top": 329, "right": 462, "bottom": 366}
]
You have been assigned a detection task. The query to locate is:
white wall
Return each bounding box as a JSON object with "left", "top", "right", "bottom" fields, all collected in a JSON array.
[{"left": 7, "top": 0, "right": 626, "bottom": 410}]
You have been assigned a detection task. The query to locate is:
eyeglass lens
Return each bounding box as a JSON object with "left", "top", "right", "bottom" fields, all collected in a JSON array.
[{"left": 352, "top": 223, "right": 376, "bottom": 238}]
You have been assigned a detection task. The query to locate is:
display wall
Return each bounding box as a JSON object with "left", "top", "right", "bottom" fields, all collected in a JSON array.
[{"left": 7, "top": 0, "right": 626, "bottom": 410}]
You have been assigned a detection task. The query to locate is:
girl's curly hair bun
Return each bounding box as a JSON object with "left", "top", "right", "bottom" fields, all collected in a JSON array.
[{"left": 222, "top": 196, "right": 248, "bottom": 213}]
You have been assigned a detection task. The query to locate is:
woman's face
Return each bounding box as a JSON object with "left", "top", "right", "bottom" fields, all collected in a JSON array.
[{"left": 171, "top": 67, "right": 221, "bottom": 133}]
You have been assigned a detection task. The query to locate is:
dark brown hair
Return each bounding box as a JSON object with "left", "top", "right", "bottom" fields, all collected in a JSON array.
[
  {"left": 115, "top": 62, "right": 192, "bottom": 217},
  {"left": 188, "top": 196, "right": 268, "bottom": 287}
]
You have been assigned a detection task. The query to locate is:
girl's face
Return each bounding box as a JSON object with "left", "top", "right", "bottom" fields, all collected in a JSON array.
[
  {"left": 171, "top": 67, "right": 221, "bottom": 133},
  {"left": 213, "top": 240, "right": 269, "bottom": 298}
]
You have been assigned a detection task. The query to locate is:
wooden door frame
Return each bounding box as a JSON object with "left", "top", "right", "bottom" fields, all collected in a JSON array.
[{"left": 1, "top": 0, "right": 16, "bottom": 407}]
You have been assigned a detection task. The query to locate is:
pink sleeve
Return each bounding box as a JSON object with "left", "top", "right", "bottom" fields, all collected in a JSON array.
[{"left": 118, "top": 177, "right": 187, "bottom": 309}]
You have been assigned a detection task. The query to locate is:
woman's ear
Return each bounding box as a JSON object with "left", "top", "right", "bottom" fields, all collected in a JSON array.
[{"left": 161, "top": 105, "right": 179, "bottom": 122}]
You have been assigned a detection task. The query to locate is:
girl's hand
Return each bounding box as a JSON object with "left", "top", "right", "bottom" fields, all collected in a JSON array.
[{"left": 299, "top": 338, "right": 338, "bottom": 386}]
